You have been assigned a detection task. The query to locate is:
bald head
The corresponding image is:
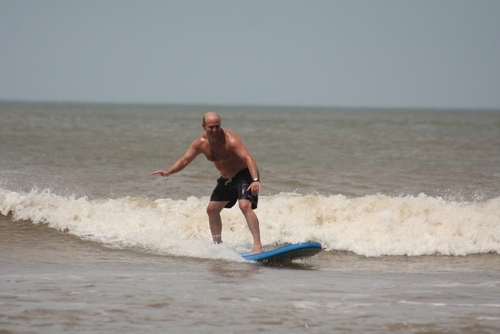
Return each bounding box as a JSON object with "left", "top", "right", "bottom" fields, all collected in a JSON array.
[{"left": 202, "top": 111, "right": 221, "bottom": 125}]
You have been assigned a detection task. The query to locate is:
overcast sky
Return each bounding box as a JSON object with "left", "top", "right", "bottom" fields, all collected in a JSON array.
[{"left": 1, "top": 0, "right": 499, "bottom": 109}]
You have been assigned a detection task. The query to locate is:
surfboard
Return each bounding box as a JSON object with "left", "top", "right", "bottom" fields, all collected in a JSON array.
[{"left": 242, "top": 241, "right": 322, "bottom": 263}]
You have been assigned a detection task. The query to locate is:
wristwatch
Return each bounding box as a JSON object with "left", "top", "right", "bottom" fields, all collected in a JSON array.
[{"left": 253, "top": 177, "right": 260, "bottom": 182}]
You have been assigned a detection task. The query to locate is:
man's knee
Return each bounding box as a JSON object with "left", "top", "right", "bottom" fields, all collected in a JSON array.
[
  {"left": 206, "top": 202, "right": 224, "bottom": 216},
  {"left": 238, "top": 199, "right": 253, "bottom": 213}
]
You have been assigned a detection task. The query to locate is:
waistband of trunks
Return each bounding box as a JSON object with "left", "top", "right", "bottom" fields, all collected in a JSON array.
[{"left": 219, "top": 168, "right": 251, "bottom": 184}]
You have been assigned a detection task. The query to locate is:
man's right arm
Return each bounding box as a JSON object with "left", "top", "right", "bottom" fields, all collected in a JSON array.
[{"left": 151, "top": 139, "right": 201, "bottom": 177}]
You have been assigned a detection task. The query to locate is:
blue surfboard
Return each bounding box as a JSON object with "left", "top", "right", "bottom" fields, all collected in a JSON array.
[{"left": 242, "top": 241, "right": 322, "bottom": 263}]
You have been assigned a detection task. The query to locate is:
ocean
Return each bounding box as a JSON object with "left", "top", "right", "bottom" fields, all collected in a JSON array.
[{"left": 1, "top": 102, "right": 499, "bottom": 333}]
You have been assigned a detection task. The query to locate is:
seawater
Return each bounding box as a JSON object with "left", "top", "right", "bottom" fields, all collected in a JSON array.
[
  {"left": 1, "top": 102, "right": 500, "bottom": 333},
  {"left": 2, "top": 189, "right": 499, "bottom": 258}
]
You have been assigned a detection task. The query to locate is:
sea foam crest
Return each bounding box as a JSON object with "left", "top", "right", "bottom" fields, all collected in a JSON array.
[{"left": 1, "top": 188, "right": 499, "bottom": 258}]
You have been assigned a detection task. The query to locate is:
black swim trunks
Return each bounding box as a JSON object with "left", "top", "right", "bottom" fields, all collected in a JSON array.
[{"left": 210, "top": 168, "right": 258, "bottom": 209}]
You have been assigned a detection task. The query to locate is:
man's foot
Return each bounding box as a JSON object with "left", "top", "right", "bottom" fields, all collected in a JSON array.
[
  {"left": 212, "top": 234, "right": 222, "bottom": 244},
  {"left": 250, "top": 246, "right": 263, "bottom": 254}
]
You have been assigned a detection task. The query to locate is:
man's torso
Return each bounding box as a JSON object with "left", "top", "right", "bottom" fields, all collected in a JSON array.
[{"left": 198, "top": 129, "right": 247, "bottom": 178}]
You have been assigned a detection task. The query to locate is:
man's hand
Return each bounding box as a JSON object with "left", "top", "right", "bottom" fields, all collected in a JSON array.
[
  {"left": 247, "top": 181, "right": 261, "bottom": 196},
  {"left": 151, "top": 170, "right": 170, "bottom": 177}
]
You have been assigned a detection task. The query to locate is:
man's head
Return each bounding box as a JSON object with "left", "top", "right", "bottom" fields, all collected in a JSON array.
[
  {"left": 202, "top": 111, "right": 222, "bottom": 137},
  {"left": 202, "top": 111, "right": 220, "bottom": 125}
]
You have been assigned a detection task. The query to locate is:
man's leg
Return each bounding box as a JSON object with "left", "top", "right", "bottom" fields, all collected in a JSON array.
[
  {"left": 238, "top": 199, "right": 263, "bottom": 253},
  {"left": 206, "top": 201, "right": 228, "bottom": 244}
]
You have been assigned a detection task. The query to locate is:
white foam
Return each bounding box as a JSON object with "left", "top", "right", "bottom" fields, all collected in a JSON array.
[{"left": 1, "top": 188, "right": 499, "bottom": 258}]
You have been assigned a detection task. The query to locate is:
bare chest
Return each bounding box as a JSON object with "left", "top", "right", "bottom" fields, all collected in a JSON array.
[{"left": 202, "top": 142, "right": 233, "bottom": 163}]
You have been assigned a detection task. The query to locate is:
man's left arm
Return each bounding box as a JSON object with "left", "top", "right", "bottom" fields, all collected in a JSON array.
[{"left": 232, "top": 138, "right": 261, "bottom": 194}]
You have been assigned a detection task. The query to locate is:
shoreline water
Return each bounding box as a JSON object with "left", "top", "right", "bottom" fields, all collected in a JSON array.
[
  {"left": 1, "top": 102, "right": 499, "bottom": 332},
  {"left": 2, "top": 215, "right": 500, "bottom": 333}
]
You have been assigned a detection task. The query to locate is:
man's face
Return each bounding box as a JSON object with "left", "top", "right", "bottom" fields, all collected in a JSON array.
[{"left": 203, "top": 118, "right": 221, "bottom": 137}]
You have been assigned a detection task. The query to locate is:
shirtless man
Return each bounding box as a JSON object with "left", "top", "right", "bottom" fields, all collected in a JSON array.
[{"left": 151, "top": 112, "right": 263, "bottom": 253}]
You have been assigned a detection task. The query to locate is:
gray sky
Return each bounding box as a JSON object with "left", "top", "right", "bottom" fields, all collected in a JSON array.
[{"left": 1, "top": 0, "right": 499, "bottom": 109}]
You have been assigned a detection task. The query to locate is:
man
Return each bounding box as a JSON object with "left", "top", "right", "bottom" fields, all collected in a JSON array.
[{"left": 151, "top": 111, "right": 263, "bottom": 254}]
